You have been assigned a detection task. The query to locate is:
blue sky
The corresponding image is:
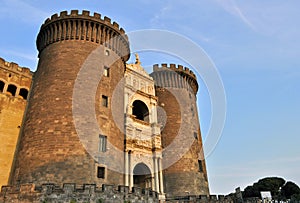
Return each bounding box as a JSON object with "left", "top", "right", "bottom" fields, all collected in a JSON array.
[{"left": 1, "top": 0, "right": 299, "bottom": 194}]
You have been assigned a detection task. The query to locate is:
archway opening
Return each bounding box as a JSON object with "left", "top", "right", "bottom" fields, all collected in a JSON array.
[
  {"left": 133, "top": 163, "right": 152, "bottom": 189},
  {"left": 7, "top": 84, "right": 17, "bottom": 96},
  {"left": 19, "top": 88, "right": 28, "bottom": 100},
  {"left": 0, "top": 81, "right": 4, "bottom": 93},
  {"left": 132, "top": 100, "right": 149, "bottom": 122}
]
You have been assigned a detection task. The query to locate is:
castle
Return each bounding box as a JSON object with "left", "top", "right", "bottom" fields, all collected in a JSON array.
[{"left": 0, "top": 10, "right": 210, "bottom": 202}]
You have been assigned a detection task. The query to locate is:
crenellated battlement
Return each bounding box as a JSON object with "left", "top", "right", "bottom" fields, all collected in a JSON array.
[
  {"left": 36, "top": 10, "right": 130, "bottom": 61},
  {"left": 0, "top": 57, "right": 32, "bottom": 78},
  {"left": 42, "top": 10, "right": 126, "bottom": 35},
  {"left": 0, "top": 183, "right": 159, "bottom": 202},
  {"left": 167, "top": 194, "right": 235, "bottom": 203},
  {"left": 0, "top": 184, "right": 260, "bottom": 203},
  {"left": 153, "top": 63, "right": 197, "bottom": 79},
  {"left": 151, "top": 63, "right": 199, "bottom": 94},
  {"left": 0, "top": 57, "right": 32, "bottom": 99}
]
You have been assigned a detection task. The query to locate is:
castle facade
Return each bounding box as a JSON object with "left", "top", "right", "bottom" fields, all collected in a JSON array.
[{"left": 0, "top": 10, "right": 209, "bottom": 202}]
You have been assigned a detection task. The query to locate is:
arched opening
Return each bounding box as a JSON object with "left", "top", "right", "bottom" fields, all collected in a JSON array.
[
  {"left": 0, "top": 81, "right": 4, "bottom": 93},
  {"left": 133, "top": 163, "right": 152, "bottom": 189},
  {"left": 19, "top": 88, "right": 29, "bottom": 100},
  {"left": 132, "top": 100, "right": 149, "bottom": 122},
  {"left": 7, "top": 84, "right": 17, "bottom": 96}
]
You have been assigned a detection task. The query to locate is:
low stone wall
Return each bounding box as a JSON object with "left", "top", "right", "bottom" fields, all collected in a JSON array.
[
  {"left": 166, "top": 195, "right": 234, "bottom": 203},
  {"left": 0, "top": 183, "right": 159, "bottom": 203},
  {"left": 0, "top": 183, "right": 262, "bottom": 203},
  {"left": 165, "top": 194, "right": 261, "bottom": 203}
]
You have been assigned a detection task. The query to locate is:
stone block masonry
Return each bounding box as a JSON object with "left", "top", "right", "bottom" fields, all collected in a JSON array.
[
  {"left": 0, "top": 183, "right": 159, "bottom": 203},
  {"left": 0, "top": 57, "right": 32, "bottom": 189}
]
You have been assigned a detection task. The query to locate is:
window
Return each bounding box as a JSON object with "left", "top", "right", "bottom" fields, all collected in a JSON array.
[
  {"left": 198, "top": 160, "right": 204, "bottom": 172},
  {"left": 97, "top": 166, "right": 105, "bottom": 179},
  {"left": 101, "top": 95, "right": 108, "bottom": 107},
  {"left": 132, "top": 100, "right": 149, "bottom": 122},
  {"left": 105, "top": 50, "right": 110, "bottom": 56},
  {"left": 7, "top": 84, "right": 17, "bottom": 96},
  {"left": 0, "top": 81, "right": 4, "bottom": 93},
  {"left": 103, "top": 66, "right": 109, "bottom": 77},
  {"left": 19, "top": 88, "right": 29, "bottom": 100},
  {"left": 194, "top": 132, "right": 198, "bottom": 140},
  {"left": 99, "top": 135, "right": 107, "bottom": 152}
]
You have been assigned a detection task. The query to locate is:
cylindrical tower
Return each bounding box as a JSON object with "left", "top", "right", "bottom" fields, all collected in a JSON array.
[
  {"left": 150, "top": 64, "right": 209, "bottom": 197},
  {"left": 10, "top": 10, "right": 130, "bottom": 186}
]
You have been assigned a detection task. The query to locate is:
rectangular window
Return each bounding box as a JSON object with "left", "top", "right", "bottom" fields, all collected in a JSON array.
[
  {"left": 101, "top": 95, "right": 108, "bottom": 107},
  {"left": 198, "top": 160, "right": 204, "bottom": 172},
  {"left": 99, "top": 135, "right": 107, "bottom": 152},
  {"left": 104, "top": 66, "right": 109, "bottom": 77},
  {"left": 97, "top": 166, "right": 105, "bottom": 179}
]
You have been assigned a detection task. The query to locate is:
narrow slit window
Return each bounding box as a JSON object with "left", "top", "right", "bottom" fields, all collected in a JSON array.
[
  {"left": 194, "top": 132, "right": 198, "bottom": 140},
  {"left": 198, "top": 160, "right": 204, "bottom": 172},
  {"left": 101, "top": 95, "right": 108, "bottom": 107},
  {"left": 99, "top": 135, "right": 107, "bottom": 152},
  {"left": 104, "top": 66, "right": 109, "bottom": 77}
]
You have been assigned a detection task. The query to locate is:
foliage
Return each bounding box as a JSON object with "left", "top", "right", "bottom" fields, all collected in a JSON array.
[
  {"left": 243, "top": 177, "right": 285, "bottom": 198},
  {"left": 291, "top": 193, "right": 300, "bottom": 202},
  {"left": 282, "top": 181, "right": 300, "bottom": 199},
  {"left": 242, "top": 177, "right": 300, "bottom": 201}
]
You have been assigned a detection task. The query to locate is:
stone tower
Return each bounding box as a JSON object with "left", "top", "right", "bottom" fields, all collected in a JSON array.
[
  {"left": 150, "top": 64, "right": 209, "bottom": 197},
  {"left": 0, "top": 58, "right": 32, "bottom": 188},
  {"left": 10, "top": 10, "right": 130, "bottom": 186}
]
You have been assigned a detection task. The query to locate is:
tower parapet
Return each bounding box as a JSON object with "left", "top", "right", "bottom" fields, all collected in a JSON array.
[
  {"left": 151, "top": 64, "right": 198, "bottom": 94},
  {"left": 0, "top": 57, "right": 32, "bottom": 79},
  {"left": 36, "top": 10, "right": 130, "bottom": 61}
]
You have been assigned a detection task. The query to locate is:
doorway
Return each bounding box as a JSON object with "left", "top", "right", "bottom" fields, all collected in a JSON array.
[{"left": 133, "top": 163, "right": 152, "bottom": 189}]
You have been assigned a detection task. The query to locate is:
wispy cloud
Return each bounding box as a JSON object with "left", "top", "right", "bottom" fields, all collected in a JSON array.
[
  {"left": 213, "top": 1, "right": 300, "bottom": 40},
  {"left": 214, "top": 0, "right": 256, "bottom": 31},
  {"left": 150, "top": 2, "right": 172, "bottom": 28},
  {"left": 0, "top": 50, "right": 37, "bottom": 62},
  {"left": 0, "top": 0, "right": 50, "bottom": 24}
]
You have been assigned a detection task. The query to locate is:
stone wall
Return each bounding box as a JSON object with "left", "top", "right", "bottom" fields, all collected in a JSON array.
[
  {"left": 0, "top": 184, "right": 158, "bottom": 203},
  {"left": 165, "top": 194, "right": 260, "bottom": 203},
  {"left": 0, "top": 57, "right": 32, "bottom": 188},
  {"left": 0, "top": 184, "right": 262, "bottom": 203}
]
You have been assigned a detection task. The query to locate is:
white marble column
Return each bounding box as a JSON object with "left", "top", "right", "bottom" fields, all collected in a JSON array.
[
  {"left": 124, "top": 92, "right": 129, "bottom": 113},
  {"left": 158, "top": 158, "right": 164, "bottom": 194},
  {"left": 154, "top": 157, "right": 159, "bottom": 192},
  {"left": 124, "top": 151, "right": 129, "bottom": 186},
  {"left": 129, "top": 152, "right": 133, "bottom": 189},
  {"left": 151, "top": 175, "right": 155, "bottom": 190}
]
